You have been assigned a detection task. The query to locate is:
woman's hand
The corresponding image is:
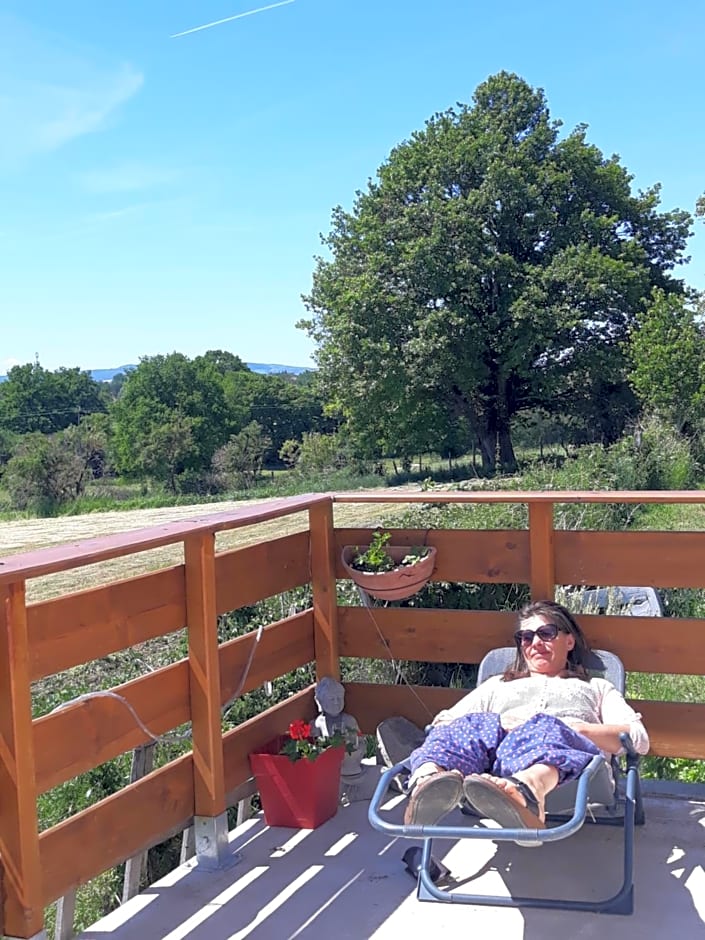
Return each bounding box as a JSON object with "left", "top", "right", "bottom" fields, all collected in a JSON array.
[
  {"left": 431, "top": 710, "right": 454, "bottom": 727},
  {"left": 564, "top": 719, "right": 631, "bottom": 755},
  {"left": 500, "top": 714, "right": 525, "bottom": 731}
]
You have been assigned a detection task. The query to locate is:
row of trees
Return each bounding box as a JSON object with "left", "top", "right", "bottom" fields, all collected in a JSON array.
[
  {"left": 0, "top": 352, "right": 332, "bottom": 509},
  {"left": 300, "top": 71, "right": 699, "bottom": 472}
]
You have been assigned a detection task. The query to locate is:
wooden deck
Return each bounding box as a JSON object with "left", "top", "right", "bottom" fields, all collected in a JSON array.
[{"left": 76, "top": 784, "right": 705, "bottom": 939}]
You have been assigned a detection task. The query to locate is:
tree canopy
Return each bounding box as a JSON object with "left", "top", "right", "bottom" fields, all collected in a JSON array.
[
  {"left": 628, "top": 289, "right": 705, "bottom": 433},
  {"left": 300, "top": 72, "right": 692, "bottom": 471},
  {"left": 110, "top": 352, "right": 232, "bottom": 487},
  {"left": 0, "top": 362, "right": 109, "bottom": 435}
]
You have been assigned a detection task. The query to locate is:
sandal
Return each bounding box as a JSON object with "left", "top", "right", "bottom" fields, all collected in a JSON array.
[
  {"left": 403, "top": 770, "right": 463, "bottom": 826},
  {"left": 462, "top": 774, "right": 545, "bottom": 831}
]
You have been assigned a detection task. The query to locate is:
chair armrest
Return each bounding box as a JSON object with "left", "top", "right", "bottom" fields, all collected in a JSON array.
[{"left": 619, "top": 732, "right": 641, "bottom": 770}]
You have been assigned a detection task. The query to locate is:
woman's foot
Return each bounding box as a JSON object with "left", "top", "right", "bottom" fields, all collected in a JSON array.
[
  {"left": 403, "top": 770, "right": 464, "bottom": 826},
  {"left": 462, "top": 773, "right": 545, "bottom": 830}
]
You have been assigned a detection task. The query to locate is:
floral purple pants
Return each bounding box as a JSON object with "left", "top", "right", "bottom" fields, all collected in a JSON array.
[{"left": 408, "top": 712, "right": 601, "bottom": 785}]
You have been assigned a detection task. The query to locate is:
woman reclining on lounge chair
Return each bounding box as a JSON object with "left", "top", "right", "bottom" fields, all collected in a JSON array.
[{"left": 401, "top": 599, "right": 649, "bottom": 829}]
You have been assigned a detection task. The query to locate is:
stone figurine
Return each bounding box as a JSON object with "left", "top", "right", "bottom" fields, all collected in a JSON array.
[{"left": 312, "top": 676, "right": 366, "bottom": 778}]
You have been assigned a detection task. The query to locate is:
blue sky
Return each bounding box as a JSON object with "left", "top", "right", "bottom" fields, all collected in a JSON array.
[{"left": 1, "top": 0, "right": 703, "bottom": 374}]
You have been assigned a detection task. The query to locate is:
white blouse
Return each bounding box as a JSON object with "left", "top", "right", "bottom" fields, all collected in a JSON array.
[{"left": 434, "top": 673, "right": 650, "bottom": 755}]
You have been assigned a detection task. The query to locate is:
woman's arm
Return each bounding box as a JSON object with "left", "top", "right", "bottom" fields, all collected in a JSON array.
[
  {"left": 574, "top": 681, "right": 650, "bottom": 755},
  {"left": 566, "top": 721, "right": 633, "bottom": 754}
]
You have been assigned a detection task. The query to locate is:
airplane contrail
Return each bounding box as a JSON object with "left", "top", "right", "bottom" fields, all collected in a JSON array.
[{"left": 171, "top": 0, "right": 296, "bottom": 38}]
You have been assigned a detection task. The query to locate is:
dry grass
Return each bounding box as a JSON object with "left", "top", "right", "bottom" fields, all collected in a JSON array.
[{"left": 1, "top": 497, "right": 406, "bottom": 603}]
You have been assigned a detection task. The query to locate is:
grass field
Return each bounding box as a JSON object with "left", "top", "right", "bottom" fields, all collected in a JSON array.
[{"left": 0, "top": 495, "right": 409, "bottom": 603}]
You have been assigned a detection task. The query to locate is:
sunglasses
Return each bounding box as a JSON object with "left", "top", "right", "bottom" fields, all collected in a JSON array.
[{"left": 514, "top": 623, "right": 567, "bottom": 645}]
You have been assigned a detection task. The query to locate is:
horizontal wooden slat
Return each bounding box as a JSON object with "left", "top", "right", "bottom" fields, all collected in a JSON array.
[
  {"left": 34, "top": 662, "right": 190, "bottom": 793},
  {"left": 335, "top": 528, "right": 530, "bottom": 583},
  {"left": 39, "top": 753, "right": 194, "bottom": 906},
  {"left": 339, "top": 608, "right": 517, "bottom": 663},
  {"left": 574, "top": 615, "right": 705, "bottom": 675},
  {"left": 223, "top": 687, "right": 317, "bottom": 800},
  {"left": 340, "top": 608, "right": 705, "bottom": 678},
  {"left": 28, "top": 566, "right": 186, "bottom": 681},
  {"left": 344, "top": 682, "right": 466, "bottom": 732},
  {"left": 216, "top": 531, "right": 311, "bottom": 612},
  {"left": 344, "top": 684, "right": 705, "bottom": 760},
  {"left": 556, "top": 530, "right": 705, "bottom": 589},
  {"left": 635, "top": 700, "right": 705, "bottom": 759},
  {"left": 219, "top": 611, "right": 315, "bottom": 702}
]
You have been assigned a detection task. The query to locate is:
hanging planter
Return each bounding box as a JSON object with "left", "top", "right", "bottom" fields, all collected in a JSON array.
[
  {"left": 341, "top": 531, "right": 437, "bottom": 601},
  {"left": 249, "top": 727, "right": 345, "bottom": 829}
]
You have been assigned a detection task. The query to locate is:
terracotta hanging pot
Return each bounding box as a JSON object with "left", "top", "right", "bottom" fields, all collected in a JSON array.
[{"left": 341, "top": 545, "right": 437, "bottom": 601}]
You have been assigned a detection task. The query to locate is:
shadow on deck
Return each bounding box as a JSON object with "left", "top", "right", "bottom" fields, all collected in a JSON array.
[{"left": 77, "top": 785, "right": 705, "bottom": 940}]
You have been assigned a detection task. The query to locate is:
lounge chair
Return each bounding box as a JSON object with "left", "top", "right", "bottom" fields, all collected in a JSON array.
[{"left": 367, "top": 648, "right": 644, "bottom": 914}]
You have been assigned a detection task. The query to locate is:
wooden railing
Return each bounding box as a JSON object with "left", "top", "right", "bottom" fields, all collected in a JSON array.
[{"left": 2, "top": 489, "right": 705, "bottom": 938}]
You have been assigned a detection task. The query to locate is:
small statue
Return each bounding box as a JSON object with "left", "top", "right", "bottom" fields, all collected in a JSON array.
[{"left": 312, "top": 676, "right": 365, "bottom": 777}]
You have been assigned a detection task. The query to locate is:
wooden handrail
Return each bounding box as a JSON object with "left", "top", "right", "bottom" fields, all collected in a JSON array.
[{"left": 0, "top": 493, "right": 330, "bottom": 583}]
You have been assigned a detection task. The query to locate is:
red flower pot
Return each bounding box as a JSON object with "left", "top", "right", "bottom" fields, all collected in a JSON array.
[
  {"left": 249, "top": 737, "right": 345, "bottom": 829},
  {"left": 341, "top": 545, "right": 437, "bottom": 601}
]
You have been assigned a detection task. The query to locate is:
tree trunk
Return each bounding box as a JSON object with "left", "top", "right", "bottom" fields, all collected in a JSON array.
[
  {"left": 477, "top": 431, "right": 496, "bottom": 474},
  {"left": 498, "top": 423, "right": 517, "bottom": 471},
  {"left": 495, "top": 373, "right": 517, "bottom": 472},
  {"left": 451, "top": 386, "right": 496, "bottom": 474}
]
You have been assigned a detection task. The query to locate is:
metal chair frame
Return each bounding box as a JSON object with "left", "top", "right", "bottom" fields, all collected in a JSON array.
[{"left": 368, "top": 648, "right": 644, "bottom": 915}]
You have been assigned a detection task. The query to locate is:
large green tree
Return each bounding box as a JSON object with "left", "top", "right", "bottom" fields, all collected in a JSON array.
[
  {"left": 3, "top": 414, "right": 108, "bottom": 511},
  {"left": 222, "top": 371, "right": 329, "bottom": 465},
  {"left": 110, "top": 353, "right": 232, "bottom": 486},
  {"left": 300, "top": 72, "right": 692, "bottom": 471},
  {"left": 0, "top": 361, "right": 109, "bottom": 435},
  {"left": 628, "top": 289, "right": 705, "bottom": 433}
]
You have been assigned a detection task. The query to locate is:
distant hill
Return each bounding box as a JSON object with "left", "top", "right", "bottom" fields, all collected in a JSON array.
[{"left": 0, "top": 362, "right": 314, "bottom": 383}]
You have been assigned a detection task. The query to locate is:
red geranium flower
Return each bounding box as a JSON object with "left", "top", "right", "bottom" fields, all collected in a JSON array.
[
  {"left": 288, "top": 719, "right": 312, "bottom": 741},
  {"left": 279, "top": 719, "right": 344, "bottom": 763}
]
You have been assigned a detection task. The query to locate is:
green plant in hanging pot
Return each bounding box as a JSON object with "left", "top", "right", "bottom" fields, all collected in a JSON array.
[{"left": 341, "top": 530, "right": 436, "bottom": 601}]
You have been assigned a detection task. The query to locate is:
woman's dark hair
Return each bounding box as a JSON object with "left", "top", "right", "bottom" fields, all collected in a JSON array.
[{"left": 503, "top": 599, "right": 593, "bottom": 682}]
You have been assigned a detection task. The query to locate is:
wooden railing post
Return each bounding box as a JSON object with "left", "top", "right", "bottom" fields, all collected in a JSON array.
[
  {"left": 184, "top": 534, "right": 228, "bottom": 869},
  {"left": 0, "top": 582, "right": 47, "bottom": 939},
  {"left": 309, "top": 498, "right": 341, "bottom": 680},
  {"left": 528, "top": 501, "right": 556, "bottom": 601}
]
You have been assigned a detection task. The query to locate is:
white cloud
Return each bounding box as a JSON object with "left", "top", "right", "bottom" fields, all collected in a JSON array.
[
  {"left": 0, "top": 15, "right": 143, "bottom": 165},
  {"left": 0, "top": 357, "right": 21, "bottom": 374},
  {"left": 78, "top": 163, "right": 181, "bottom": 194}
]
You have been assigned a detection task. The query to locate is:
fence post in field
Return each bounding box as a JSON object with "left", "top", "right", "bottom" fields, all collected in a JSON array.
[
  {"left": 309, "top": 498, "right": 341, "bottom": 681},
  {"left": 122, "top": 743, "right": 157, "bottom": 901},
  {"left": 179, "top": 825, "right": 196, "bottom": 864},
  {"left": 0, "top": 581, "right": 46, "bottom": 939},
  {"left": 184, "top": 533, "right": 229, "bottom": 869},
  {"left": 528, "top": 500, "right": 556, "bottom": 601}
]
